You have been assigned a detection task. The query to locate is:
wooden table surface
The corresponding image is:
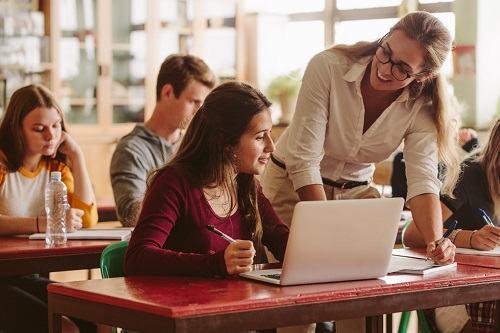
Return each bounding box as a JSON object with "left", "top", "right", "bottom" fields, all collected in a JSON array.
[
  {"left": 0, "top": 236, "right": 117, "bottom": 277},
  {"left": 49, "top": 263, "right": 500, "bottom": 333}
]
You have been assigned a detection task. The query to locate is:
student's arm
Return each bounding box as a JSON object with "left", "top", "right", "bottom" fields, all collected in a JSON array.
[
  {"left": 110, "top": 142, "right": 148, "bottom": 227},
  {"left": 0, "top": 215, "right": 46, "bottom": 236},
  {"left": 55, "top": 132, "right": 97, "bottom": 228},
  {"left": 55, "top": 131, "right": 95, "bottom": 205},
  {"left": 404, "top": 200, "right": 500, "bottom": 251}
]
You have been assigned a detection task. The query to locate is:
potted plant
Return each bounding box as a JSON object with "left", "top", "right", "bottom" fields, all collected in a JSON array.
[{"left": 267, "top": 69, "right": 302, "bottom": 125}]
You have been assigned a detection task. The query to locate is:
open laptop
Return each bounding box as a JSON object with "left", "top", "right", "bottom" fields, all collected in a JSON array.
[{"left": 240, "top": 197, "right": 404, "bottom": 286}]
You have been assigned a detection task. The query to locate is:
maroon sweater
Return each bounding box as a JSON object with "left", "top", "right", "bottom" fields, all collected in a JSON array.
[{"left": 124, "top": 167, "right": 289, "bottom": 277}]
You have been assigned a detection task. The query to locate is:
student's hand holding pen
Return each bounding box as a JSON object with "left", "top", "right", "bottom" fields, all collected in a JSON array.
[
  {"left": 426, "top": 220, "right": 457, "bottom": 265},
  {"left": 224, "top": 240, "right": 256, "bottom": 275},
  {"left": 467, "top": 210, "right": 500, "bottom": 250},
  {"left": 468, "top": 226, "right": 500, "bottom": 250},
  {"left": 206, "top": 225, "right": 256, "bottom": 275}
]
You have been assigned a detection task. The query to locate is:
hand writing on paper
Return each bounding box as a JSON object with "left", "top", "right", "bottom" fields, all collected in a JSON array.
[
  {"left": 471, "top": 226, "right": 500, "bottom": 250},
  {"left": 427, "top": 238, "right": 455, "bottom": 265},
  {"left": 224, "top": 240, "right": 255, "bottom": 275}
]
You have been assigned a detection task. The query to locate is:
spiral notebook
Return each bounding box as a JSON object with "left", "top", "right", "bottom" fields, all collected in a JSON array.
[
  {"left": 29, "top": 228, "right": 133, "bottom": 240},
  {"left": 240, "top": 198, "right": 405, "bottom": 286}
]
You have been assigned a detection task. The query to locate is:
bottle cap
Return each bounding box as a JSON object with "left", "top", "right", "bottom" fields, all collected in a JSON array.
[{"left": 50, "top": 171, "right": 62, "bottom": 179}]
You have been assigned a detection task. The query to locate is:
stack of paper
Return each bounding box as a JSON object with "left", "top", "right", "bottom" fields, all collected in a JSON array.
[{"left": 389, "top": 254, "right": 457, "bottom": 275}]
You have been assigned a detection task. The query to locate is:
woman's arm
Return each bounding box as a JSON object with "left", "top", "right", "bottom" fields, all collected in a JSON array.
[
  {"left": 405, "top": 199, "right": 500, "bottom": 250},
  {"left": 55, "top": 132, "right": 94, "bottom": 205},
  {"left": 0, "top": 215, "right": 46, "bottom": 236},
  {"left": 297, "top": 184, "right": 327, "bottom": 201},
  {"left": 56, "top": 132, "right": 97, "bottom": 228},
  {"left": 403, "top": 200, "right": 453, "bottom": 247},
  {"left": 408, "top": 194, "right": 455, "bottom": 264}
]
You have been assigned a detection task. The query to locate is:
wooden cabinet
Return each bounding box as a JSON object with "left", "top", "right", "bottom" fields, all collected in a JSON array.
[
  {"left": 39, "top": 0, "right": 242, "bottom": 197},
  {"left": 0, "top": 3, "right": 50, "bottom": 117},
  {"left": 45, "top": 0, "right": 242, "bottom": 139}
]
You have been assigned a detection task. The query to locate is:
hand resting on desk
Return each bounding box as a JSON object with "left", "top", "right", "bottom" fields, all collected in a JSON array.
[
  {"left": 34, "top": 208, "right": 84, "bottom": 234},
  {"left": 65, "top": 208, "right": 84, "bottom": 232}
]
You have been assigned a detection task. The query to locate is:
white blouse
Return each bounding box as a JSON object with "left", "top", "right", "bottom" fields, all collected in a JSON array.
[{"left": 273, "top": 49, "right": 441, "bottom": 203}]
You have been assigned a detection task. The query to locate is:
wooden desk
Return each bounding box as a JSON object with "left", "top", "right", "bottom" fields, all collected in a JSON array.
[
  {"left": 48, "top": 265, "right": 500, "bottom": 333},
  {"left": 0, "top": 237, "right": 117, "bottom": 277},
  {"left": 96, "top": 195, "right": 117, "bottom": 222}
]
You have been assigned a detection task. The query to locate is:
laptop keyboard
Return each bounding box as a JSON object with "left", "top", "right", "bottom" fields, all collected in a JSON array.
[{"left": 263, "top": 273, "right": 281, "bottom": 280}]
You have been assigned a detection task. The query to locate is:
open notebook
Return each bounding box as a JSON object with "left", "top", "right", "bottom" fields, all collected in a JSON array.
[
  {"left": 29, "top": 228, "right": 133, "bottom": 240},
  {"left": 240, "top": 198, "right": 405, "bottom": 286}
]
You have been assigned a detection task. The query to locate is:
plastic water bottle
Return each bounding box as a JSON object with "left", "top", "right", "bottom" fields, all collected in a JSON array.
[{"left": 45, "top": 171, "right": 69, "bottom": 246}]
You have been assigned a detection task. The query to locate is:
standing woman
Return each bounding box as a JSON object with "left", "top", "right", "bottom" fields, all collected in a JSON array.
[
  {"left": 0, "top": 84, "right": 98, "bottom": 332},
  {"left": 261, "top": 11, "right": 460, "bottom": 332},
  {"left": 124, "top": 81, "right": 289, "bottom": 278},
  {"left": 263, "top": 11, "right": 460, "bottom": 261}
]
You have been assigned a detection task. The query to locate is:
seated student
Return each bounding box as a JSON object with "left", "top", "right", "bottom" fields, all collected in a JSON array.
[
  {"left": 110, "top": 54, "right": 218, "bottom": 227},
  {"left": 124, "top": 81, "right": 289, "bottom": 278},
  {"left": 391, "top": 127, "right": 480, "bottom": 200},
  {"left": 403, "top": 117, "right": 500, "bottom": 333},
  {"left": 0, "top": 84, "right": 98, "bottom": 333}
]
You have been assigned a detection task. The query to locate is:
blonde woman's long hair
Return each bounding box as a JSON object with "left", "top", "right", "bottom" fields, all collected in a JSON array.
[
  {"left": 333, "top": 11, "right": 461, "bottom": 196},
  {"left": 474, "top": 117, "right": 500, "bottom": 220}
]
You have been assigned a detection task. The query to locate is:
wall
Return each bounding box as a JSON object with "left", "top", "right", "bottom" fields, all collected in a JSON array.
[
  {"left": 452, "top": 0, "right": 500, "bottom": 129},
  {"left": 78, "top": 138, "right": 117, "bottom": 198}
]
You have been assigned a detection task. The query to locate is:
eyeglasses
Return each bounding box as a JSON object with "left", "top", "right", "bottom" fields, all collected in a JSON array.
[{"left": 374, "top": 36, "right": 430, "bottom": 82}]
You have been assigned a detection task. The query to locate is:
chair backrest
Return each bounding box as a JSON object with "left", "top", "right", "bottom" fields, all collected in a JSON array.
[{"left": 100, "top": 240, "right": 129, "bottom": 278}]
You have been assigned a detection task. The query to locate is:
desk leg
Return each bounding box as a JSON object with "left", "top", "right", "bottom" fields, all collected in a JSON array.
[
  {"left": 48, "top": 308, "right": 62, "bottom": 333},
  {"left": 495, "top": 300, "right": 500, "bottom": 333},
  {"left": 366, "top": 315, "right": 383, "bottom": 333}
]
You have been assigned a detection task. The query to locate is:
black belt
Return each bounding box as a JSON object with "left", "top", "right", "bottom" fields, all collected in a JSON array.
[{"left": 270, "top": 154, "right": 369, "bottom": 190}]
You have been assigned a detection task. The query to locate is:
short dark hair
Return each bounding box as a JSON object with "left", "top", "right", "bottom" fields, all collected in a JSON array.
[{"left": 156, "top": 54, "right": 218, "bottom": 100}]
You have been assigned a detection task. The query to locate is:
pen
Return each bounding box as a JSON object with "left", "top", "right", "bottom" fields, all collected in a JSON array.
[
  {"left": 206, "top": 225, "right": 236, "bottom": 243},
  {"left": 478, "top": 208, "right": 494, "bottom": 226},
  {"left": 436, "top": 220, "right": 458, "bottom": 246}
]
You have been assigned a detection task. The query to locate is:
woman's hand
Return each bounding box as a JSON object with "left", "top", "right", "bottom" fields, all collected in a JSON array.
[
  {"left": 470, "top": 226, "right": 500, "bottom": 250},
  {"left": 65, "top": 208, "right": 84, "bottom": 233},
  {"left": 426, "top": 238, "right": 456, "bottom": 265},
  {"left": 457, "top": 128, "right": 478, "bottom": 147},
  {"left": 52, "top": 131, "right": 83, "bottom": 168},
  {"left": 224, "top": 240, "right": 256, "bottom": 275}
]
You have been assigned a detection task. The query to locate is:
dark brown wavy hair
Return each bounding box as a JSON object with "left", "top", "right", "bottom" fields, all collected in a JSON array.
[{"left": 148, "top": 81, "right": 272, "bottom": 256}]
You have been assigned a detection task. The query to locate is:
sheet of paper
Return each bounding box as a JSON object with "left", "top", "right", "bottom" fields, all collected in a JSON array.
[
  {"left": 388, "top": 255, "right": 457, "bottom": 275},
  {"left": 456, "top": 247, "right": 500, "bottom": 256},
  {"left": 29, "top": 228, "right": 133, "bottom": 240}
]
